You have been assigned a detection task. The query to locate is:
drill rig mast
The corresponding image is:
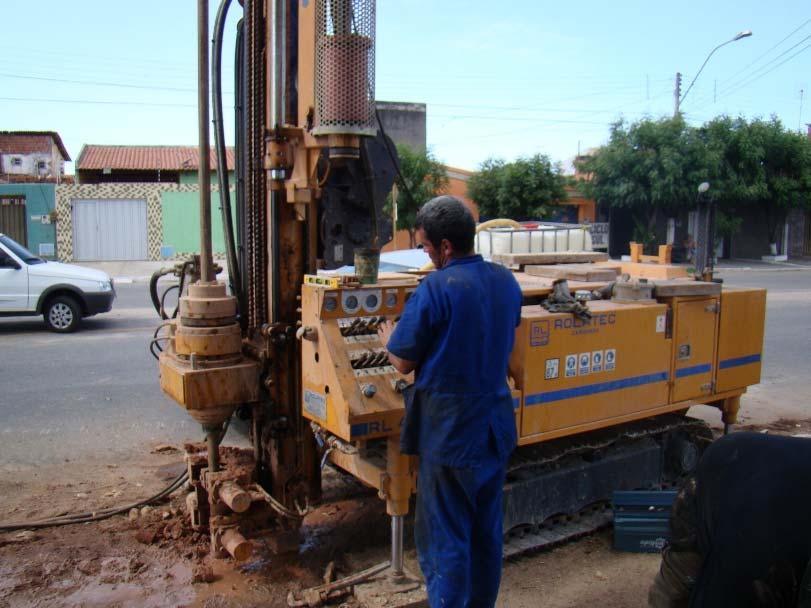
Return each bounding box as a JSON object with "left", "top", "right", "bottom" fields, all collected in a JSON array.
[{"left": 159, "top": 0, "right": 399, "bottom": 560}]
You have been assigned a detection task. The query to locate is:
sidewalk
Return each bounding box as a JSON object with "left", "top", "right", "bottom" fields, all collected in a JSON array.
[
  {"left": 715, "top": 257, "right": 811, "bottom": 272},
  {"left": 72, "top": 260, "right": 229, "bottom": 283}
]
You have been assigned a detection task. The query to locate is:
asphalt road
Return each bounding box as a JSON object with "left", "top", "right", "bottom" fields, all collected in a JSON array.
[
  {"left": 0, "top": 281, "right": 200, "bottom": 469},
  {"left": 1, "top": 269, "right": 809, "bottom": 469}
]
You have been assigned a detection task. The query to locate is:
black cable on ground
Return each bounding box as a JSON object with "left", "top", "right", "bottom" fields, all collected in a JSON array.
[{"left": 0, "top": 470, "right": 189, "bottom": 533}]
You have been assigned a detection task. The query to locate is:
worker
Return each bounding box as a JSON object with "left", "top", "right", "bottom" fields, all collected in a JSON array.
[
  {"left": 377, "top": 196, "right": 523, "bottom": 608},
  {"left": 649, "top": 432, "right": 811, "bottom": 607}
]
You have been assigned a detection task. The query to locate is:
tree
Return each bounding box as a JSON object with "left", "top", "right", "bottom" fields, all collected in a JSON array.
[
  {"left": 703, "top": 116, "right": 811, "bottom": 248},
  {"left": 468, "top": 154, "right": 567, "bottom": 220},
  {"left": 391, "top": 144, "right": 449, "bottom": 247},
  {"left": 577, "top": 116, "right": 710, "bottom": 248}
]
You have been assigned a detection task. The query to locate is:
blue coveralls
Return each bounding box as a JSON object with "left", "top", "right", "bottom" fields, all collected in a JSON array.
[{"left": 386, "top": 254, "right": 523, "bottom": 608}]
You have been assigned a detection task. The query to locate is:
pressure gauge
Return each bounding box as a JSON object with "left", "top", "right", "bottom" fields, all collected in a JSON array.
[
  {"left": 385, "top": 291, "right": 398, "bottom": 308},
  {"left": 360, "top": 289, "right": 382, "bottom": 313},
  {"left": 342, "top": 293, "right": 360, "bottom": 314},
  {"left": 324, "top": 294, "right": 338, "bottom": 313}
]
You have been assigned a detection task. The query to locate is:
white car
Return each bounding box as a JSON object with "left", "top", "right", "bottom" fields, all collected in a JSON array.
[{"left": 0, "top": 233, "right": 116, "bottom": 332}]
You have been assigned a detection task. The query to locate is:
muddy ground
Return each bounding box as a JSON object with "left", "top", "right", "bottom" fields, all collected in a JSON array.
[{"left": 2, "top": 418, "right": 810, "bottom": 608}]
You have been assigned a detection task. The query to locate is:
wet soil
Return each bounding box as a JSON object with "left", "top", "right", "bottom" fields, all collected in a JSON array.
[{"left": 2, "top": 418, "right": 809, "bottom": 608}]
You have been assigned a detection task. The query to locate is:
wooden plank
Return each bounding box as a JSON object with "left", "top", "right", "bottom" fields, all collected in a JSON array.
[
  {"left": 612, "top": 262, "right": 689, "bottom": 280},
  {"left": 653, "top": 279, "right": 721, "bottom": 297},
  {"left": 492, "top": 251, "right": 609, "bottom": 266},
  {"left": 513, "top": 273, "right": 609, "bottom": 297},
  {"left": 524, "top": 264, "right": 619, "bottom": 282}
]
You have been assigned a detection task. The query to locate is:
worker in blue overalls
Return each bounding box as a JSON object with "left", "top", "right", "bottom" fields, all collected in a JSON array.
[{"left": 378, "top": 196, "right": 523, "bottom": 608}]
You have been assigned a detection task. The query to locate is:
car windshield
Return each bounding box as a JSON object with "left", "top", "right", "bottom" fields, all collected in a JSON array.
[{"left": 0, "top": 235, "right": 45, "bottom": 265}]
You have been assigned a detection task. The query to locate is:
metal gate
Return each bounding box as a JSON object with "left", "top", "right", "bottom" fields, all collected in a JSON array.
[
  {"left": 804, "top": 212, "right": 811, "bottom": 257},
  {"left": 0, "top": 196, "right": 27, "bottom": 246},
  {"left": 72, "top": 198, "right": 148, "bottom": 261}
]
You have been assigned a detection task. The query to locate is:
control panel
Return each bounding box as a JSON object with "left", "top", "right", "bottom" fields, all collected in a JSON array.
[{"left": 299, "top": 277, "right": 419, "bottom": 442}]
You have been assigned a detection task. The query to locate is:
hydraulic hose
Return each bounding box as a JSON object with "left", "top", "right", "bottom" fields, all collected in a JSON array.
[
  {"left": 0, "top": 470, "right": 189, "bottom": 532},
  {"left": 212, "top": 0, "right": 243, "bottom": 310}
]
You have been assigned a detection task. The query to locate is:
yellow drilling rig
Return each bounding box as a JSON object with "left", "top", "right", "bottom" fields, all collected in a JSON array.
[{"left": 154, "top": 0, "right": 766, "bottom": 601}]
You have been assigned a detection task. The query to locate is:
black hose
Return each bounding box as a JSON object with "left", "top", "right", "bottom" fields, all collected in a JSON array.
[
  {"left": 212, "top": 0, "right": 243, "bottom": 310},
  {"left": 0, "top": 471, "right": 189, "bottom": 532},
  {"left": 149, "top": 268, "right": 174, "bottom": 318}
]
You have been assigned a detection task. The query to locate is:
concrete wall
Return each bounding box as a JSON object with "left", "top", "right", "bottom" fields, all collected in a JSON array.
[
  {"left": 179, "top": 171, "right": 236, "bottom": 185},
  {"left": 161, "top": 189, "right": 236, "bottom": 257},
  {"left": 787, "top": 208, "right": 808, "bottom": 258},
  {"left": 375, "top": 102, "right": 427, "bottom": 152},
  {"left": 0, "top": 183, "right": 57, "bottom": 257},
  {"left": 729, "top": 207, "right": 778, "bottom": 259}
]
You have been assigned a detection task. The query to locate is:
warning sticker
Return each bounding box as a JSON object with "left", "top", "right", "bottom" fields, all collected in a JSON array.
[
  {"left": 545, "top": 358, "right": 559, "bottom": 380},
  {"left": 579, "top": 352, "right": 591, "bottom": 376},
  {"left": 591, "top": 350, "right": 604, "bottom": 373},
  {"left": 656, "top": 314, "right": 666, "bottom": 333},
  {"left": 565, "top": 354, "right": 577, "bottom": 378},
  {"left": 303, "top": 389, "right": 327, "bottom": 420},
  {"left": 605, "top": 348, "right": 617, "bottom": 371}
]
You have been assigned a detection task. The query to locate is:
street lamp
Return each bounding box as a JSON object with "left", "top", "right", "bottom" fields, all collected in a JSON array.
[{"left": 675, "top": 30, "right": 752, "bottom": 115}]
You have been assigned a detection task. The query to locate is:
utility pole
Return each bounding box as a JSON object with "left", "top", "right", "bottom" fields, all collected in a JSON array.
[{"left": 673, "top": 72, "right": 682, "bottom": 116}]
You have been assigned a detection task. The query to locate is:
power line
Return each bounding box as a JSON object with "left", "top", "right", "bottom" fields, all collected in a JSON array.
[
  {"left": 0, "top": 71, "right": 233, "bottom": 95},
  {"left": 719, "top": 40, "right": 811, "bottom": 101},
  {"left": 723, "top": 17, "right": 811, "bottom": 85},
  {"left": 0, "top": 96, "right": 195, "bottom": 108}
]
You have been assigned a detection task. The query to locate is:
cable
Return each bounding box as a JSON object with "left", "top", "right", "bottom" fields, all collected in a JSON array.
[
  {"left": 0, "top": 470, "right": 189, "bottom": 532},
  {"left": 0, "top": 71, "right": 234, "bottom": 94},
  {"left": 720, "top": 40, "right": 811, "bottom": 100}
]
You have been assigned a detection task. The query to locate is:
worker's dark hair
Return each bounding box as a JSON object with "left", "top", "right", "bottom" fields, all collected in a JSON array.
[{"left": 415, "top": 196, "right": 476, "bottom": 254}]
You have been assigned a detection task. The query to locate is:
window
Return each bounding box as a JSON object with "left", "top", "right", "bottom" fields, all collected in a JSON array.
[
  {"left": 37, "top": 160, "right": 47, "bottom": 170},
  {"left": 11, "top": 157, "right": 22, "bottom": 166}
]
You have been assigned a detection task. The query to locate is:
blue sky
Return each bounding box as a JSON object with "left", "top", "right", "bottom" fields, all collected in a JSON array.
[{"left": 1, "top": 1, "right": 808, "bottom": 174}]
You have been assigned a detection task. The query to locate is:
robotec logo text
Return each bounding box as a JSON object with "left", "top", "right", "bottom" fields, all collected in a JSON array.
[{"left": 531, "top": 313, "right": 617, "bottom": 346}]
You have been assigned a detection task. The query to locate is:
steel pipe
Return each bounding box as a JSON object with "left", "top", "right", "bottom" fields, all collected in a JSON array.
[
  {"left": 198, "top": 0, "right": 213, "bottom": 282},
  {"left": 390, "top": 514, "right": 404, "bottom": 578},
  {"left": 269, "top": 0, "right": 286, "bottom": 130}
]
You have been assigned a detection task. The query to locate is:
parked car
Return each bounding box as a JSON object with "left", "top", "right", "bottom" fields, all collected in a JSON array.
[{"left": 0, "top": 233, "right": 115, "bottom": 332}]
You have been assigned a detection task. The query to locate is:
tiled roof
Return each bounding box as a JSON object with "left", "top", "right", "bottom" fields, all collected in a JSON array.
[
  {"left": 77, "top": 145, "right": 235, "bottom": 171},
  {"left": 0, "top": 131, "right": 71, "bottom": 161}
]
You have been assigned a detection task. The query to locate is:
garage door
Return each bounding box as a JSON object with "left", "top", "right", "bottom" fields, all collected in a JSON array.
[
  {"left": 72, "top": 199, "right": 148, "bottom": 261},
  {"left": 0, "top": 196, "right": 27, "bottom": 246}
]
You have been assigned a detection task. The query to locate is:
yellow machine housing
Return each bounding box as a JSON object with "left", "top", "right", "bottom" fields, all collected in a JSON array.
[{"left": 301, "top": 274, "right": 767, "bottom": 519}]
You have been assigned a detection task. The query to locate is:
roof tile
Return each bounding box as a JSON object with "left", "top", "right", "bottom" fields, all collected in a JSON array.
[{"left": 77, "top": 145, "right": 235, "bottom": 171}]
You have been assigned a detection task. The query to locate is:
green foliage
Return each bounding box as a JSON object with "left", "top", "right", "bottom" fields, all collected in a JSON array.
[
  {"left": 715, "top": 209, "right": 742, "bottom": 240},
  {"left": 579, "top": 115, "right": 811, "bottom": 248},
  {"left": 390, "top": 144, "right": 449, "bottom": 246},
  {"left": 702, "top": 116, "right": 811, "bottom": 243},
  {"left": 577, "top": 116, "right": 709, "bottom": 234},
  {"left": 468, "top": 154, "right": 567, "bottom": 220}
]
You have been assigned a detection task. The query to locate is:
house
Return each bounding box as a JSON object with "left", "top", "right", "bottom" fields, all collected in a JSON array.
[
  {"left": 75, "top": 145, "right": 235, "bottom": 185},
  {"left": 0, "top": 131, "right": 70, "bottom": 182},
  {"left": 56, "top": 145, "right": 235, "bottom": 262},
  {"left": 0, "top": 132, "right": 69, "bottom": 257}
]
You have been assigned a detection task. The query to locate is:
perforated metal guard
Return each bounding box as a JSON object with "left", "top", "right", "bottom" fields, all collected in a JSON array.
[{"left": 314, "top": 0, "right": 376, "bottom": 136}]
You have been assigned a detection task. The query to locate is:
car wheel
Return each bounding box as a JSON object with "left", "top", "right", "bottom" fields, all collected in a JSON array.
[{"left": 44, "top": 296, "right": 81, "bottom": 333}]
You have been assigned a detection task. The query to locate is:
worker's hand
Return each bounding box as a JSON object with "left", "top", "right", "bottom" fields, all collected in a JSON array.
[{"left": 377, "top": 319, "right": 395, "bottom": 349}]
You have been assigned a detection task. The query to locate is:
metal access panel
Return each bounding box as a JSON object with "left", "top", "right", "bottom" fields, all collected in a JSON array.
[
  {"left": 0, "top": 196, "right": 27, "bottom": 246},
  {"left": 72, "top": 198, "right": 147, "bottom": 261},
  {"left": 671, "top": 298, "right": 719, "bottom": 402},
  {"left": 512, "top": 301, "right": 672, "bottom": 443},
  {"left": 715, "top": 288, "right": 766, "bottom": 393}
]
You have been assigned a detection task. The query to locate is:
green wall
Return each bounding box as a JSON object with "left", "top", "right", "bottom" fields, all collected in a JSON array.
[
  {"left": 179, "top": 171, "right": 237, "bottom": 186},
  {"left": 0, "top": 183, "right": 57, "bottom": 258},
  {"left": 161, "top": 189, "right": 237, "bottom": 256}
]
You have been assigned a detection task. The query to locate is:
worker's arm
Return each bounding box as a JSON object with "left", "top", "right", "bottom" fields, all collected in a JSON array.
[{"left": 378, "top": 320, "right": 417, "bottom": 374}]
